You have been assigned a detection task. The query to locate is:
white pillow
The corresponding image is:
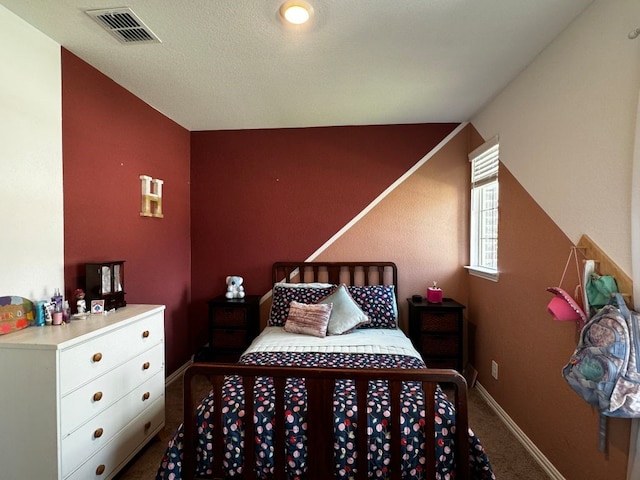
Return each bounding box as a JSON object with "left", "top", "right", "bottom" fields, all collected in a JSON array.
[{"left": 319, "top": 284, "right": 370, "bottom": 335}]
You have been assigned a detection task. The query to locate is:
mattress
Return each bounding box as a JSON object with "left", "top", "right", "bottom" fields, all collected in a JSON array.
[{"left": 243, "top": 326, "right": 424, "bottom": 357}]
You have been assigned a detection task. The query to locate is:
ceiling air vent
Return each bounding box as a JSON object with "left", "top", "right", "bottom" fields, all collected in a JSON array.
[{"left": 86, "top": 7, "right": 161, "bottom": 44}]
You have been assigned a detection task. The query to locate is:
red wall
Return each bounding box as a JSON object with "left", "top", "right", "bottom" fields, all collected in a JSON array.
[
  {"left": 190, "top": 125, "right": 458, "bottom": 342},
  {"left": 62, "top": 49, "right": 192, "bottom": 374}
]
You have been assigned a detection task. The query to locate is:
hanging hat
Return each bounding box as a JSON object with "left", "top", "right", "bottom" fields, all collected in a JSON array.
[{"left": 546, "top": 286, "right": 587, "bottom": 325}]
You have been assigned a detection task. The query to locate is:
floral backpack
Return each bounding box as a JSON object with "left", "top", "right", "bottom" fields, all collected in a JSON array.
[{"left": 562, "top": 293, "right": 640, "bottom": 450}]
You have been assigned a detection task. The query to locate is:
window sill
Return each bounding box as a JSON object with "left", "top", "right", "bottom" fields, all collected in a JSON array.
[{"left": 464, "top": 266, "right": 499, "bottom": 282}]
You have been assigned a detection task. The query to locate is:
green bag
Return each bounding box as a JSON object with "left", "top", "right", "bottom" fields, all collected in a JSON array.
[{"left": 586, "top": 274, "right": 619, "bottom": 310}]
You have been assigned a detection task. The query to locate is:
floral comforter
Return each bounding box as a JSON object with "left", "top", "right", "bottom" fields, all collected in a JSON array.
[{"left": 156, "top": 331, "right": 495, "bottom": 480}]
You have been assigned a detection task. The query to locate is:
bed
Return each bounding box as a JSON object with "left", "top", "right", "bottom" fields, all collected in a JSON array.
[{"left": 156, "top": 261, "right": 494, "bottom": 480}]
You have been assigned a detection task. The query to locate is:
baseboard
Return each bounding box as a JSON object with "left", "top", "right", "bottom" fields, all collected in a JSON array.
[
  {"left": 165, "top": 358, "right": 193, "bottom": 387},
  {"left": 475, "top": 382, "right": 566, "bottom": 480}
]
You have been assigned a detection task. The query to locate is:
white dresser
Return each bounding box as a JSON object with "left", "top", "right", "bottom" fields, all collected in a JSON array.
[{"left": 0, "top": 304, "right": 165, "bottom": 480}]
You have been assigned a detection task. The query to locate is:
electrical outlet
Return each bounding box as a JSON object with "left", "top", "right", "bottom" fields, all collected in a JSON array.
[{"left": 491, "top": 360, "right": 499, "bottom": 380}]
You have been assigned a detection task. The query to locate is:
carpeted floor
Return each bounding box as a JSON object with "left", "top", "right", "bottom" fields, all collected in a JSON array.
[
  {"left": 466, "top": 386, "right": 552, "bottom": 479},
  {"left": 115, "top": 376, "right": 552, "bottom": 480}
]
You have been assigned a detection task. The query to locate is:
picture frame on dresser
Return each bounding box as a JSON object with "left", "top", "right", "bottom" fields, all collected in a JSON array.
[{"left": 85, "top": 260, "right": 127, "bottom": 311}]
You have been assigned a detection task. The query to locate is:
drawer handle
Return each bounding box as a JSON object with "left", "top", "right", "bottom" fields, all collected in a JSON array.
[
  {"left": 93, "top": 391, "right": 103, "bottom": 402},
  {"left": 143, "top": 361, "right": 150, "bottom": 370},
  {"left": 94, "top": 427, "right": 104, "bottom": 438},
  {"left": 96, "top": 464, "right": 106, "bottom": 475},
  {"left": 142, "top": 330, "right": 150, "bottom": 338},
  {"left": 144, "top": 421, "right": 152, "bottom": 430},
  {"left": 142, "top": 391, "right": 150, "bottom": 401},
  {"left": 92, "top": 352, "right": 103, "bottom": 362}
]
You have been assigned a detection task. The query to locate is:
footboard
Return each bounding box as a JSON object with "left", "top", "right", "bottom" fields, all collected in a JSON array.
[{"left": 183, "top": 364, "right": 470, "bottom": 480}]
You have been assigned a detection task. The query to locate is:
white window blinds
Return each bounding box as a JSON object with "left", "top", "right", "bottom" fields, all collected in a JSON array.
[{"left": 470, "top": 135, "right": 499, "bottom": 185}]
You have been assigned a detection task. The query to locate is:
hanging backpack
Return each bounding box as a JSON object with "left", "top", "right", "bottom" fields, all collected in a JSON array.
[
  {"left": 585, "top": 273, "right": 619, "bottom": 311},
  {"left": 562, "top": 293, "right": 640, "bottom": 450}
]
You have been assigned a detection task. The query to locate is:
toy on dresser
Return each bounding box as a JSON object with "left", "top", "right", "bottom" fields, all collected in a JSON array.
[
  {"left": 225, "top": 276, "right": 245, "bottom": 299},
  {"left": 0, "top": 296, "right": 35, "bottom": 334}
]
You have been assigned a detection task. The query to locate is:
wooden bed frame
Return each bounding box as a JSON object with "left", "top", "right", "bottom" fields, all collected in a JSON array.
[{"left": 182, "top": 262, "right": 470, "bottom": 480}]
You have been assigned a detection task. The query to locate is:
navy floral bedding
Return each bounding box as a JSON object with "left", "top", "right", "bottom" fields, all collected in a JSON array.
[{"left": 155, "top": 350, "right": 495, "bottom": 480}]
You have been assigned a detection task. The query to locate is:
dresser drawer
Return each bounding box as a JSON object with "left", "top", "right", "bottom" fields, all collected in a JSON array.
[
  {"left": 65, "top": 396, "right": 165, "bottom": 480},
  {"left": 61, "top": 342, "right": 164, "bottom": 436},
  {"left": 61, "top": 370, "right": 164, "bottom": 477},
  {"left": 420, "top": 333, "right": 459, "bottom": 356},
  {"left": 211, "top": 328, "right": 247, "bottom": 349},
  {"left": 60, "top": 311, "right": 164, "bottom": 395},
  {"left": 211, "top": 306, "right": 247, "bottom": 328},
  {"left": 419, "top": 311, "right": 460, "bottom": 332}
]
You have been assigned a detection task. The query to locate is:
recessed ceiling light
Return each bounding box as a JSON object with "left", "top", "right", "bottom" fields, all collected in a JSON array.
[{"left": 279, "top": 1, "right": 313, "bottom": 25}]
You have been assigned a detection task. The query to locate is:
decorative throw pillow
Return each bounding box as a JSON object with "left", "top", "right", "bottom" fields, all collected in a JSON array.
[
  {"left": 268, "top": 283, "right": 337, "bottom": 326},
  {"left": 319, "top": 284, "right": 370, "bottom": 335},
  {"left": 284, "top": 301, "right": 333, "bottom": 338},
  {"left": 347, "top": 285, "right": 398, "bottom": 328}
]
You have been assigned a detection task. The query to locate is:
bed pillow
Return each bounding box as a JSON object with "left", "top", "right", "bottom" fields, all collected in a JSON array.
[
  {"left": 318, "top": 284, "right": 370, "bottom": 335},
  {"left": 268, "top": 283, "right": 337, "bottom": 326},
  {"left": 284, "top": 301, "right": 333, "bottom": 338},
  {"left": 347, "top": 285, "right": 398, "bottom": 328}
]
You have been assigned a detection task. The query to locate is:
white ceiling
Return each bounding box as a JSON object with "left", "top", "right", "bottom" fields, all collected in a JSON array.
[{"left": 1, "top": 0, "right": 594, "bottom": 131}]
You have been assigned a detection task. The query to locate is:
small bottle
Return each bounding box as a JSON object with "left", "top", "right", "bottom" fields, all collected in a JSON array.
[
  {"left": 34, "top": 301, "right": 47, "bottom": 327},
  {"left": 62, "top": 300, "right": 71, "bottom": 323},
  {"left": 44, "top": 303, "right": 53, "bottom": 325},
  {"left": 52, "top": 289, "right": 63, "bottom": 313},
  {"left": 52, "top": 304, "right": 63, "bottom": 326}
]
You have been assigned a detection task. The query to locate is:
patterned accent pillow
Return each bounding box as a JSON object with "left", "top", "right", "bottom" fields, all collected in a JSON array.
[
  {"left": 268, "top": 283, "right": 337, "bottom": 326},
  {"left": 347, "top": 285, "right": 398, "bottom": 328},
  {"left": 284, "top": 301, "right": 333, "bottom": 338},
  {"left": 319, "top": 284, "right": 370, "bottom": 335}
]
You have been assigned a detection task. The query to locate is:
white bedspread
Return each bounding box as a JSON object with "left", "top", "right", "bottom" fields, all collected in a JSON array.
[{"left": 243, "top": 326, "right": 423, "bottom": 361}]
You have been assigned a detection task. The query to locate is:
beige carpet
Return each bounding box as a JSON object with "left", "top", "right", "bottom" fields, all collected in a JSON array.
[
  {"left": 115, "top": 376, "right": 552, "bottom": 480},
  {"left": 466, "top": 387, "right": 552, "bottom": 479}
]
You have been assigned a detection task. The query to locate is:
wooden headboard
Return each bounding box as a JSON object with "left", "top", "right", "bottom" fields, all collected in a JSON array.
[{"left": 272, "top": 261, "right": 398, "bottom": 301}]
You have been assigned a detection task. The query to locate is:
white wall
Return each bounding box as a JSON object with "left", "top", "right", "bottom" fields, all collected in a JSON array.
[
  {"left": 0, "top": 5, "right": 64, "bottom": 300},
  {"left": 472, "top": 0, "right": 640, "bottom": 274}
]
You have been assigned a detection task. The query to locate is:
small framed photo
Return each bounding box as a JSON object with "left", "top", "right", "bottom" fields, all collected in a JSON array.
[{"left": 91, "top": 300, "right": 105, "bottom": 315}]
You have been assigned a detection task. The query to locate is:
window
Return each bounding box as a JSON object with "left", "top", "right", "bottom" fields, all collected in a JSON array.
[{"left": 467, "top": 136, "right": 499, "bottom": 281}]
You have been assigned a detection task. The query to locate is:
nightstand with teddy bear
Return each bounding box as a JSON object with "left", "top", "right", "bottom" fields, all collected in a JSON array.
[{"left": 197, "top": 276, "right": 260, "bottom": 362}]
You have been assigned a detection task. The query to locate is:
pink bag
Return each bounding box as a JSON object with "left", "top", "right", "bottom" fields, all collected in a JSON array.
[{"left": 546, "top": 247, "right": 587, "bottom": 326}]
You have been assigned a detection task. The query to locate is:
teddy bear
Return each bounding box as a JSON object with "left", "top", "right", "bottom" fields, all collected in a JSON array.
[{"left": 225, "top": 276, "right": 245, "bottom": 299}]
